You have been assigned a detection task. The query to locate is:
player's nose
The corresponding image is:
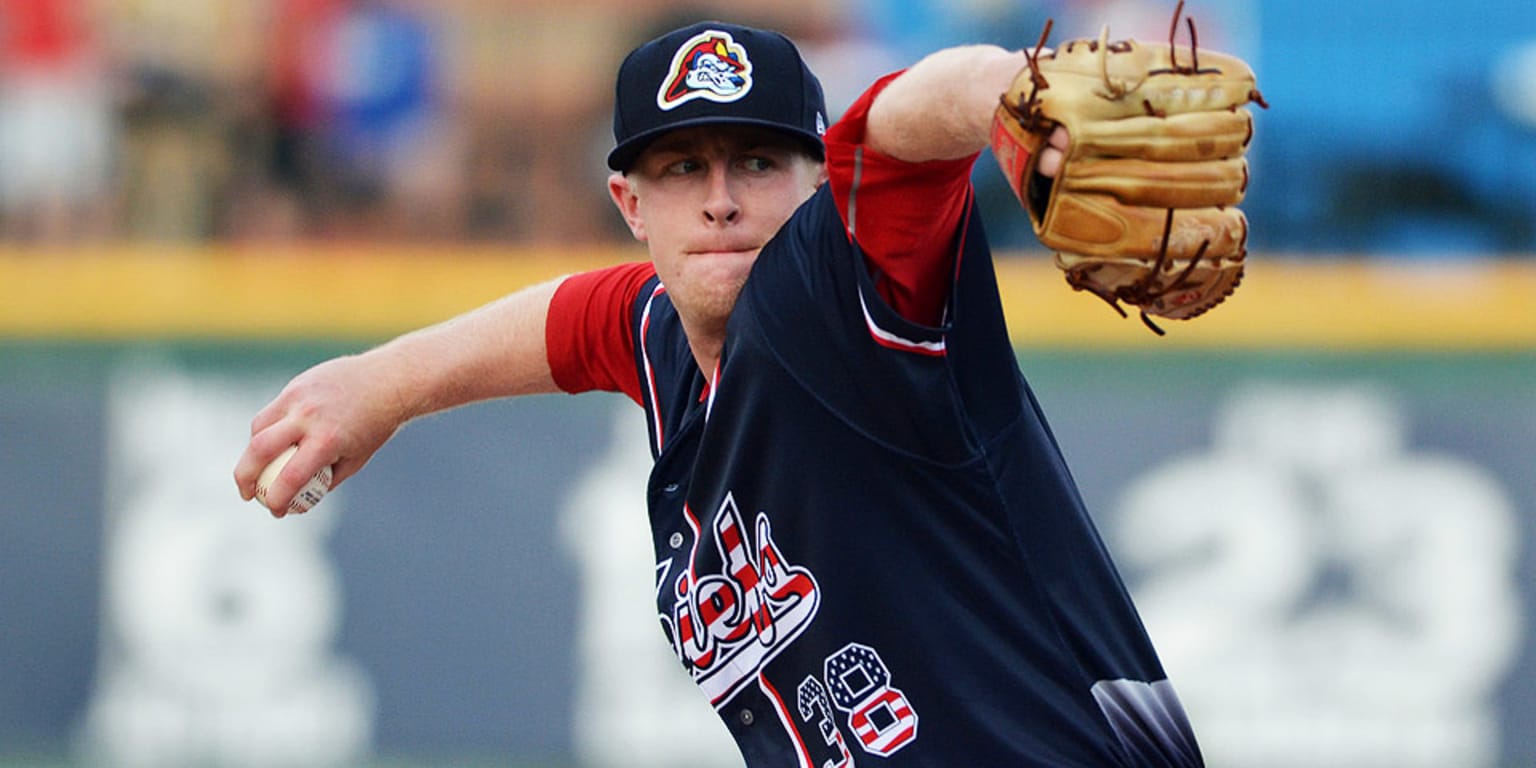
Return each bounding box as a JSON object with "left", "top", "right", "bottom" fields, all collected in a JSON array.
[{"left": 701, "top": 166, "right": 740, "bottom": 225}]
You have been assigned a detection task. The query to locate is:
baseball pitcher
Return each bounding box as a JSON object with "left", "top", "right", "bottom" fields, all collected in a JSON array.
[{"left": 237, "top": 5, "right": 1261, "bottom": 764}]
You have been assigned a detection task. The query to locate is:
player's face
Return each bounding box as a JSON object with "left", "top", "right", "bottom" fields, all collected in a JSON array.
[{"left": 610, "top": 126, "right": 826, "bottom": 330}]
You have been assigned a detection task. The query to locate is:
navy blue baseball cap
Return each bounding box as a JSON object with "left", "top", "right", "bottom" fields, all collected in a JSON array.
[{"left": 607, "top": 21, "right": 828, "bottom": 172}]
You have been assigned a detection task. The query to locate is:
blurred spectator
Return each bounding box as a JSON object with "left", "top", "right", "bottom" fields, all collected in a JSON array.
[
  {"left": 265, "top": 0, "right": 467, "bottom": 241},
  {"left": 0, "top": 0, "right": 115, "bottom": 242},
  {"left": 104, "top": 0, "right": 269, "bottom": 242},
  {"left": 438, "top": 7, "right": 651, "bottom": 244},
  {"left": 258, "top": 0, "right": 346, "bottom": 240}
]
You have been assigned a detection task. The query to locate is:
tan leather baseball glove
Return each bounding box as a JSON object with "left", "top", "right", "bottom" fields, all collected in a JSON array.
[{"left": 991, "top": 2, "right": 1267, "bottom": 334}]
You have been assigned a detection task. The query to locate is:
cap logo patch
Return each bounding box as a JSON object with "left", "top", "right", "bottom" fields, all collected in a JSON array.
[{"left": 657, "top": 30, "right": 753, "bottom": 111}]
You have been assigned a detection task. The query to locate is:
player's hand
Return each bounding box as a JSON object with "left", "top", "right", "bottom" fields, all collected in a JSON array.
[{"left": 234, "top": 353, "right": 407, "bottom": 517}]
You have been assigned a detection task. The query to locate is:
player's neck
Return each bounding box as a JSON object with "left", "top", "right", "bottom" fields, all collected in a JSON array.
[
  {"left": 674, "top": 305, "right": 727, "bottom": 378},
  {"left": 687, "top": 335, "right": 722, "bottom": 382}
]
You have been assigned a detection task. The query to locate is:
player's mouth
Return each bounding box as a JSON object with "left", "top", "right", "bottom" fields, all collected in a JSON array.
[{"left": 688, "top": 245, "right": 760, "bottom": 258}]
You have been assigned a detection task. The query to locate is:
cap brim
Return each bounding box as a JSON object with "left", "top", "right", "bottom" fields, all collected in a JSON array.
[{"left": 606, "top": 116, "right": 825, "bottom": 172}]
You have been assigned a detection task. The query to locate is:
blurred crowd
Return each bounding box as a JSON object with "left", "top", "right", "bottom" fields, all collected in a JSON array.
[
  {"left": 0, "top": 0, "right": 853, "bottom": 245},
  {"left": 0, "top": 0, "right": 1194, "bottom": 249},
  {"left": 2, "top": 0, "right": 1534, "bottom": 253}
]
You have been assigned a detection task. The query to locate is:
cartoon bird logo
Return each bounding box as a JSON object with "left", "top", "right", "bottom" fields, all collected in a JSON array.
[{"left": 658, "top": 31, "right": 754, "bottom": 110}]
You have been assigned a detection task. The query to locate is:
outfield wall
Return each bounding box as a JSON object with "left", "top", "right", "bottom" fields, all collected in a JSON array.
[
  {"left": 1, "top": 250, "right": 1532, "bottom": 767},
  {"left": 4, "top": 247, "right": 1534, "bottom": 348}
]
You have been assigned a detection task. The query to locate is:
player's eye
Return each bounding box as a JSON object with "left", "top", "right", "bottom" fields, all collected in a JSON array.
[
  {"left": 662, "top": 158, "right": 702, "bottom": 176},
  {"left": 738, "top": 155, "right": 776, "bottom": 174}
]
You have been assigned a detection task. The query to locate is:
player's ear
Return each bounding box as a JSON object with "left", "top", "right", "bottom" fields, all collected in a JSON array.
[{"left": 608, "top": 172, "right": 648, "bottom": 242}]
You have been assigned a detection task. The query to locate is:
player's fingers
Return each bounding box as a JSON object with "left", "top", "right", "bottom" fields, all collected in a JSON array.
[
  {"left": 1049, "top": 124, "right": 1069, "bottom": 151},
  {"left": 237, "top": 388, "right": 300, "bottom": 498},
  {"left": 330, "top": 456, "right": 367, "bottom": 489},
  {"left": 1037, "top": 148, "right": 1062, "bottom": 178},
  {"left": 248, "top": 397, "right": 287, "bottom": 436},
  {"left": 233, "top": 420, "right": 304, "bottom": 501},
  {"left": 265, "top": 436, "right": 341, "bottom": 518},
  {"left": 1035, "top": 126, "right": 1070, "bottom": 178}
]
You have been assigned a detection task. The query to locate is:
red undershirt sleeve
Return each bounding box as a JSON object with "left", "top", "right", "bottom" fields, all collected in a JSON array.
[
  {"left": 824, "top": 71, "right": 986, "bottom": 327},
  {"left": 545, "top": 261, "right": 656, "bottom": 404}
]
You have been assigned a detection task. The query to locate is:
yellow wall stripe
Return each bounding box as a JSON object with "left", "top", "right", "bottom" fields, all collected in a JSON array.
[
  {"left": 998, "top": 256, "right": 1536, "bottom": 350},
  {"left": 2, "top": 247, "right": 1532, "bottom": 349}
]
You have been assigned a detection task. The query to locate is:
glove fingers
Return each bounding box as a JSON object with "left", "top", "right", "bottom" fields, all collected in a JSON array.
[
  {"left": 1038, "top": 196, "right": 1247, "bottom": 262},
  {"left": 1059, "top": 156, "right": 1247, "bottom": 208},
  {"left": 1043, "top": 46, "right": 1259, "bottom": 120},
  {"left": 1072, "top": 110, "right": 1253, "bottom": 162},
  {"left": 1064, "top": 44, "right": 1256, "bottom": 107}
]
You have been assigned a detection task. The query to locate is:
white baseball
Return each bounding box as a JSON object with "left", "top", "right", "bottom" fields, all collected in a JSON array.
[{"left": 254, "top": 445, "right": 333, "bottom": 515}]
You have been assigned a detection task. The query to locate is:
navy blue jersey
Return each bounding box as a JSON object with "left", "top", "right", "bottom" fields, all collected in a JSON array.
[{"left": 622, "top": 184, "right": 1202, "bottom": 766}]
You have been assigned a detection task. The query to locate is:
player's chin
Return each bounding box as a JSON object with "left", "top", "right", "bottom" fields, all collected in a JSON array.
[
  {"left": 703, "top": 276, "right": 751, "bottom": 315},
  {"left": 678, "top": 271, "right": 751, "bottom": 320}
]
